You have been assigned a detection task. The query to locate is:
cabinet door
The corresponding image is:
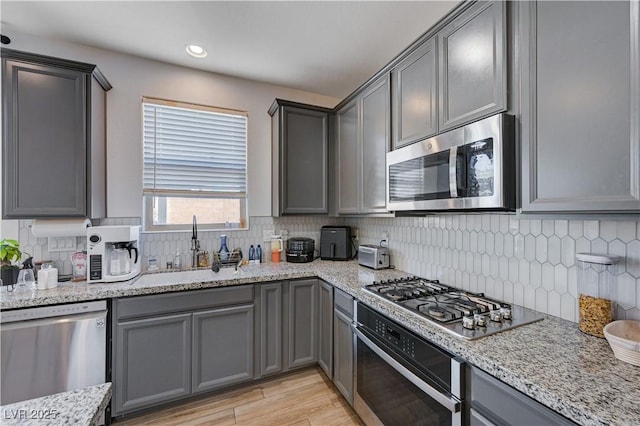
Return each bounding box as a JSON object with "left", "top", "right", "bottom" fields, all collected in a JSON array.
[
  {"left": 2, "top": 59, "right": 88, "bottom": 218},
  {"left": 438, "top": 1, "right": 506, "bottom": 131},
  {"left": 114, "top": 313, "right": 191, "bottom": 415},
  {"left": 520, "top": 1, "right": 640, "bottom": 212},
  {"left": 287, "top": 279, "right": 318, "bottom": 369},
  {"left": 192, "top": 304, "right": 254, "bottom": 393},
  {"left": 259, "top": 282, "right": 283, "bottom": 376},
  {"left": 361, "top": 75, "right": 390, "bottom": 213},
  {"left": 392, "top": 38, "right": 438, "bottom": 149},
  {"left": 317, "top": 281, "right": 334, "bottom": 377},
  {"left": 281, "top": 106, "right": 329, "bottom": 214},
  {"left": 333, "top": 308, "right": 354, "bottom": 405},
  {"left": 336, "top": 100, "right": 360, "bottom": 214}
]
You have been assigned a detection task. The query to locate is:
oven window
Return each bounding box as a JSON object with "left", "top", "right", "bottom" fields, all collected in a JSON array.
[
  {"left": 357, "top": 339, "right": 453, "bottom": 426},
  {"left": 389, "top": 150, "right": 451, "bottom": 202}
]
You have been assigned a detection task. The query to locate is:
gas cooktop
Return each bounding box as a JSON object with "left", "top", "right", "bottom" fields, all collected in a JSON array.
[{"left": 364, "top": 276, "right": 544, "bottom": 340}]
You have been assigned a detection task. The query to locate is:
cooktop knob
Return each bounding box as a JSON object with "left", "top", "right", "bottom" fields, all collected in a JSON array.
[
  {"left": 500, "top": 306, "right": 512, "bottom": 320},
  {"left": 462, "top": 316, "right": 475, "bottom": 330},
  {"left": 474, "top": 313, "right": 488, "bottom": 327},
  {"left": 489, "top": 310, "right": 503, "bottom": 322}
]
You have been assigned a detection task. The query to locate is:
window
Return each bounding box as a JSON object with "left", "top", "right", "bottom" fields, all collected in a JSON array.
[{"left": 142, "top": 97, "right": 248, "bottom": 231}]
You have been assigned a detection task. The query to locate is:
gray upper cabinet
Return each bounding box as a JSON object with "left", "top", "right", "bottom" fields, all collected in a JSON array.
[
  {"left": 336, "top": 74, "right": 390, "bottom": 215},
  {"left": 336, "top": 99, "right": 360, "bottom": 214},
  {"left": 192, "top": 304, "right": 254, "bottom": 394},
  {"left": 1, "top": 48, "right": 111, "bottom": 219},
  {"left": 438, "top": 1, "right": 506, "bottom": 131},
  {"left": 519, "top": 1, "right": 640, "bottom": 212},
  {"left": 269, "top": 99, "right": 331, "bottom": 216},
  {"left": 361, "top": 75, "right": 391, "bottom": 213},
  {"left": 392, "top": 38, "right": 438, "bottom": 149}
]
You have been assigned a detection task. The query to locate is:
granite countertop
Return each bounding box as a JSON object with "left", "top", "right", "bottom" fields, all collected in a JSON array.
[
  {"left": 0, "top": 383, "right": 111, "bottom": 426},
  {"left": 1, "top": 261, "right": 639, "bottom": 425}
]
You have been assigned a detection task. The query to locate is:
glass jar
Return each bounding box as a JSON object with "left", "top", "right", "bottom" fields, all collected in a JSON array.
[
  {"left": 576, "top": 253, "right": 620, "bottom": 338},
  {"left": 219, "top": 235, "right": 230, "bottom": 262}
]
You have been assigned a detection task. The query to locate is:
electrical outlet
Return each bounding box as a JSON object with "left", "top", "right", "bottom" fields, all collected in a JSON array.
[
  {"left": 263, "top": 230, "right": 274, "bottom": 242},
  {"left": 352, "top": 228, "right": 359, "bottom": 240},
  {"left": 381, "top": 231, "right": 389, "bottom": 247},
  {"left": 382, "top": 231, "right": 389, "bottom": 241}
]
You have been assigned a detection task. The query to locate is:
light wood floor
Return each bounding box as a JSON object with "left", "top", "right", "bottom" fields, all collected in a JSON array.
[{"left": 114, "top": 367, "right": 364, "bottom": 426}]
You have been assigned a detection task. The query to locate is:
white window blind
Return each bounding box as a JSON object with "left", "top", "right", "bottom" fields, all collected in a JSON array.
[{"left": 143, "top": 99, "right": 247, "bottom": 197}]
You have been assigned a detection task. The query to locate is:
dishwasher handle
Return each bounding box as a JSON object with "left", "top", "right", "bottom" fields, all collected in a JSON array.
[{"left": 0, "top": 310, "right": 107, "bottom": 332}]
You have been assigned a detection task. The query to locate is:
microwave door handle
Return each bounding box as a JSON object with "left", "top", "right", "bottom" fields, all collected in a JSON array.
[{"left": 449, "top": 146, "right": 458, "bottom": 197}]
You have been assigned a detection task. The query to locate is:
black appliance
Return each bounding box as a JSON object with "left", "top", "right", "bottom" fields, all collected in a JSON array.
[
  {"left": 320, "top": 226, "right": 352, "bottom": 260},
  {"left": 285, "top": 237, "right": 315, "bottom": 263},
  {"left": 363, "top": 276, "right": 544, "bottom": 340},
  {"left": 354, "top": 303, "right": 464, "bottom": 426}
]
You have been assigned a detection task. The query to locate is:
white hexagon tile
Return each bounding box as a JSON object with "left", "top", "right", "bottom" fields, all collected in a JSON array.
[{"left": 15, "top": 214, "right": 640, "bottom": 324}]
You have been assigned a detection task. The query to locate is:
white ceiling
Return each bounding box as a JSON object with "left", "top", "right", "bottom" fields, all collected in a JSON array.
[{"left": 0, "top": 1, "right": 459, "bottom": 99}]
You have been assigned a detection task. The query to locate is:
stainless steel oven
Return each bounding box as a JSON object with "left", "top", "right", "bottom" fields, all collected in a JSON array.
[
  {"left": 353, "top": 303, "right": 464, "bottom": 426},
  {"left": 387, "top": 113, "right": 515, "bottom": 212}
]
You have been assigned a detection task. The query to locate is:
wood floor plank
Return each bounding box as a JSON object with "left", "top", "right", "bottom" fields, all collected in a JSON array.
[{"left": 115, "top": 367, "right": 362, "bottom": 426}]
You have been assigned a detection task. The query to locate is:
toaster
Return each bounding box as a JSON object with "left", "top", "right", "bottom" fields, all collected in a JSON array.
[{"left": 358, "top": 245, "right": 390, "bottom": 270}]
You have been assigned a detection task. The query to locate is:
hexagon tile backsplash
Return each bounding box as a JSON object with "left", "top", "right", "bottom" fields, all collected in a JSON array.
[
  {"left": 16, "top": 214, "right": 640, "bottom": 323},
  {"left": 346, "top": 215, "right": 640, "bottom": 323}
]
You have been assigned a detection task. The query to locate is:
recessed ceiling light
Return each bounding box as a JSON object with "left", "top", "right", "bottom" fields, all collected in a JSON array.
[{"left": 186, "top": 44, "right": 207, "bottom": 58}]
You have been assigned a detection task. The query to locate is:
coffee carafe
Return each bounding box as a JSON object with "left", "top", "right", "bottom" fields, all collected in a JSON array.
[{"left": 87, "top": 226, "right": 141, "bottom": 283}]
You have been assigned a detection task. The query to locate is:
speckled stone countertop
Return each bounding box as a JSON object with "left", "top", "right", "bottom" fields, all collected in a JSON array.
[
  {"left": 0, "top": 383, "right": 111, "bottom": 426},
  {"left": 1, "top": 261, "right": 638, "bottom": 425}
]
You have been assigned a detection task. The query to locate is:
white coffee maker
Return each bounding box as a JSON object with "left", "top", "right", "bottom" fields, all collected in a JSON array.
[{"left": 87, "top": 226, "right": 141, "bottom": 283}]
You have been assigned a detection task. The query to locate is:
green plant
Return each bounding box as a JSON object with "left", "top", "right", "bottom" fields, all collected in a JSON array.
[{"left": 0, "top": 239, "right": 22, "bottom": 267}]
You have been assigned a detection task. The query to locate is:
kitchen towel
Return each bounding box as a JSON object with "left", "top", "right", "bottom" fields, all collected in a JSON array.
[{"left": 31, "top": 218, "right": 92, "bottom": 238}]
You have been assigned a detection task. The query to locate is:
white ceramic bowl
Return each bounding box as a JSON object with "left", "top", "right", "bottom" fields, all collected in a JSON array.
[{"left": 603, "top": 320, "right": 640, "bottom": 367}]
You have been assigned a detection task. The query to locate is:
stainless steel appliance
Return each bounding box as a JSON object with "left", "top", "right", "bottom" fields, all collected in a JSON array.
[
  {"left": 87, "top": 225, "right": 141, "bottom": 283},
  {"left": 358, "top": 244, "right": 390, "bottom": 270},
  {"left": 364, "top": 276, "right": 544, "bottom": 340},
  {"left": 1, "top": 301, "right": 107, "bottom": 405},
  {"left": 387, "top": 113, "right": 515, "bottom": 212},
  {"left": 320, "top": 226, "right": 353, "bottom": 260},
  {"left": 354, "top": 303, "right": 464, "bottom": 426}
]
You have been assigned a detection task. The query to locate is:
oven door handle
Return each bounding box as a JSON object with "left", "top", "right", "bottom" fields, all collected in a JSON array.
[{"left": 353, "top": 326, "right": 461, "bottom": 413}]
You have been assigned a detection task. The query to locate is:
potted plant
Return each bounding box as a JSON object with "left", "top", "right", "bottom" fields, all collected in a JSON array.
[{"left": 0, "top": 239, "right": 22, "bottom": 286}]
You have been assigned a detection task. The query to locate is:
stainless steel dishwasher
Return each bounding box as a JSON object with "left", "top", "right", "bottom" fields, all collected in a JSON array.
[{"left": 1, "top": 300, "right": 107, "bottom": 405}]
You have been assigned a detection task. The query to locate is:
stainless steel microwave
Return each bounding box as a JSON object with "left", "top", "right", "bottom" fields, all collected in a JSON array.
[{"left": 386, "top": 113, "right": 515, "bottom": 212}]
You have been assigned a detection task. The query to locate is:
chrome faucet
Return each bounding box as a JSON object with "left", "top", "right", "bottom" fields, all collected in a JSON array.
[{"left": 191, "top": 215, "right": 200, "bottom": 268}]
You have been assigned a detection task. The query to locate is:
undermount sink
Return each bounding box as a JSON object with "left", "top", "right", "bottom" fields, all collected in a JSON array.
[{"left": 133, "top": 267, "right": 242, "bottom": 287}]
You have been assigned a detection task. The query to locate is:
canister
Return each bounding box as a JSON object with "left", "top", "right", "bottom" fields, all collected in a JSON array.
[{"left": 576, "top": 253, "right": 620, "bottom": 338}]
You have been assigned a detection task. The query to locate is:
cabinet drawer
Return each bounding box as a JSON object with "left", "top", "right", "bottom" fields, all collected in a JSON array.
[
  {"left": 470, "top": 367, "right": 576, "bottom": 425},
  {"left": 334, "top": 288, "right": 353, "bottom": 317},
  {"left": 117, "top": 285, "right": 254, "bottom": 320}
]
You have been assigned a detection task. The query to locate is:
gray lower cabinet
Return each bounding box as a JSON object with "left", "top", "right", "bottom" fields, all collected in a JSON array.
[
  {"left": 258, "top": 279, "right": 318, "bottom": 376},
  {"left": 336, "top": 74, "right": 390, "bottom": 214},
  {"left": 392, "top": 38, "right": 438, "bottom": 149},
  {"left": 438, "top": 1, "right": 506, "bottom": 131},
  {"left": 1, "top": 48, "right": 111, "bottom": 219},
  {"left": 113, "top": 286, "right": 255, "bottom": 416},
  {"left": 114, "top": 313, "right": 192, "bottom": 415},
  {"left": 468, "top": 366, "right": 576, "bottom": 425},
  {"left": 192, "top": 305, "right": 254, "bottom": 394},
  {"left": 317, "top": 280, "right": 334, "bottom": 376},
  {"left": 333, "top": 289, "right": 354, "bottom": 405},
  {"left": 287, "top": 279, "right": 318, "bottom": 368},
  {"left": 519, "top": 1, "right": 640, "bottom": 212},
  {"left": 269, "top": 99, "right": 332, "bottom": 216},
  {"left": 259, "top": 282, "right": 283, "bottom": 376}
]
